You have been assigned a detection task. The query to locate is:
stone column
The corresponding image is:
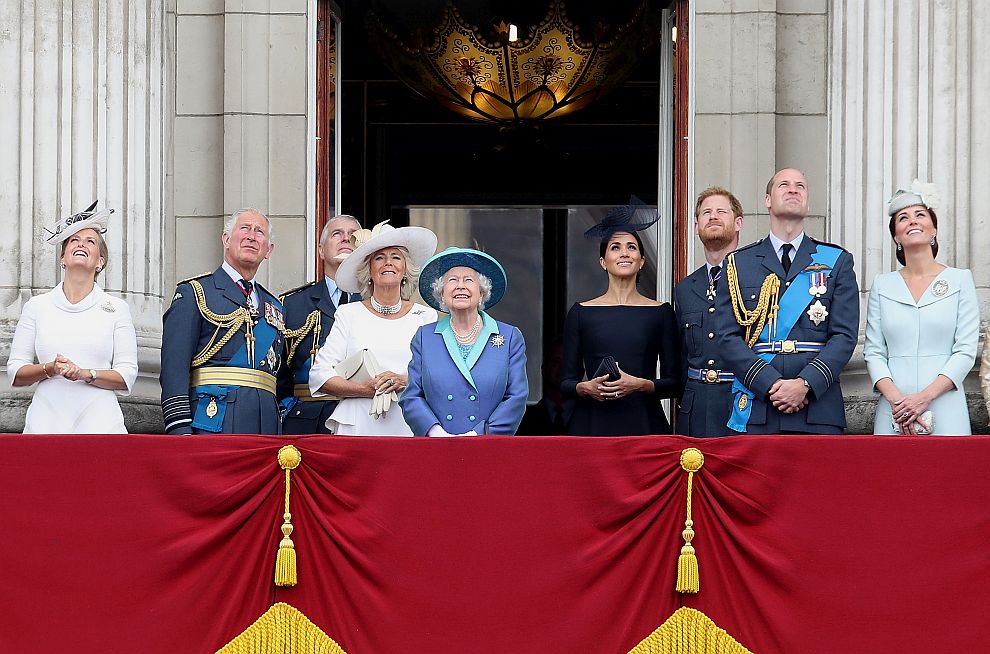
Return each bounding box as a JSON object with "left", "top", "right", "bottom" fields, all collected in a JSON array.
[
  {"left": 829, "top": 0, "right": 990, "bottom": 430},
  {"left": 0, "top": 0, "right": 168, "bottom": 432},
  {"left": 170, "top": 0, "right": 312, "bottom": 297},
  {"left": 691, "top": 0, "right": 829, "bottom": 257}
]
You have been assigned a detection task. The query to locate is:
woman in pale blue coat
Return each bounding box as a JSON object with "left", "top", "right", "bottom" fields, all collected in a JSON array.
[
  {"left": 864, "top": 182, "right": 979, "bottom": 435},
  {"left": 400, "top": 248, "right": 528, "bottom": 436}
]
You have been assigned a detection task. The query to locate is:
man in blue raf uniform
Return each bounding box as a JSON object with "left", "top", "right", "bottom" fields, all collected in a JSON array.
[
  {"left": 674, "top": 186, "right": 744, "bottom": 437},
  {"left": 715, "top": 168, "right": 859, "bottom": 434},
  {"left": 160, "top": 208, "right": 285, "bottom": 434},
  {"left": 278, "top": 214, "right": 361, "bottom": 434}
]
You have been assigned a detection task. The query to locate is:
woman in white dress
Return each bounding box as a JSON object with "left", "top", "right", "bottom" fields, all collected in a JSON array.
[
  {"left": 309, "top": 221, "right": 437, "bottom": 435},
  {"left": 864, "top": 182, "right": 979, "bottom": 435},
  {"left": 6, "top": 202, "right": 139, "bottom": 433}
]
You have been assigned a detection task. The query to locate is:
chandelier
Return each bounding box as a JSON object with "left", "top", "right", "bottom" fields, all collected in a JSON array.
[{"left": 367, "top": 0, "right": 659, "bottom": 125}]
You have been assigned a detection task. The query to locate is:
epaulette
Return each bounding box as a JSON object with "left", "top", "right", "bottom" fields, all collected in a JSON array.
[
  {"left": 730, "top": 238, "right": 764, "bottom": 255},
  {"left": 278, "top": 280, "right": 318, "bottom": 303},
  {"left": 809, "top": 237, "right": 849, "bottom": 252},
  {"left": 176, "top": 271, "right": 211, "bottom": 286}
]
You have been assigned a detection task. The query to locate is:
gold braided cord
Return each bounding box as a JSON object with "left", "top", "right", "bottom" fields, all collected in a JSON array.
[
  {"left": 284, "top": 310, "right": 320, "bottom": 366},
  {"left": 216, "top": 602, "right": 348, "bottom": 654},
  {"left": 725, "top": 253, "right": 781, "bottom": 347},
  {"left": 188, "top": 279, "right": 253, "bottom": 367},
  {"left": 628, "top": 607, "right": 753, "bottom": 654}
]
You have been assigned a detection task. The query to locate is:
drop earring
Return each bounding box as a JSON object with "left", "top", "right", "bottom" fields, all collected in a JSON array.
[{"left": 895, "top": 241, "right": 902, "bottom": 251}]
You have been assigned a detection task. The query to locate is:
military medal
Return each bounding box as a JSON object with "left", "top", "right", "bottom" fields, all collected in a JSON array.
[
  {"left": 808, "top": 272, "right": 828, "bottom": 297},
  {"left": 932, "top": 279, "right": 948, "bottom": 297},
  {"left": 490, "top": 334, "right": 505, "bottom": 348},
  {"left": 264, "top": 302, "right": 285, "bottom": 330},
  {"left": 206, "top": 397, "right": 218, "bottom": 418},
  {"left": 807, "top": 299, "right": 829, "bottom": 325},
  {"left": 706, "top": 283, "right": 716, "bottom": 302},
  {"left": 737, "top": 394, "right": 748, "bottom": 410},
  {"left": 266, "top": 346, "right": 278, "bottom": 371}
]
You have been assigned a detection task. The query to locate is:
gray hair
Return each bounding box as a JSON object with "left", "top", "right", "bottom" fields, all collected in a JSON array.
[
  {"left": 224, "top": 208, "right": 274, "bottom": 243},
  {"left": 319, "top": 214, "right": 361, "bottom": 246},
  {"left": 355, "top": 246, "right": 420, "bottom": 301},
  {"left": 430, "top": 269, "right": 492, "bottom": 313}
]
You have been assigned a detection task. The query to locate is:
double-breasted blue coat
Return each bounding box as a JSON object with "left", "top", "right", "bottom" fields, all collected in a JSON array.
[{"left": 400, "top": 313, "right": 528, "bottom": 435}]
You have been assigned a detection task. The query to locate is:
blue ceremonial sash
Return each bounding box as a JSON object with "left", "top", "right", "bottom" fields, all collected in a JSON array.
[
  {"left": 192, "top": 301, "right": 282, "bottom": 432},
  {"left": 727, "top": 245, "right": 843, "bottom": 432}
]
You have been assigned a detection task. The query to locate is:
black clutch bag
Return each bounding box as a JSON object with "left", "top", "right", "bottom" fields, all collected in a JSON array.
[{"left": 593, "top": 355, "right": 621, "bottom": 381}]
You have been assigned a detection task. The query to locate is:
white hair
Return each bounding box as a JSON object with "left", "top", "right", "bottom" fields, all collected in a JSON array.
[
  {"left": 319, "top": 214, "right": 361, "bottom": 246},
  {"left": 355, "top": 246, "right": 421, "bottom": 301},
  {"left": 224, "top": 208, "right": 274, "bottom": 243},
  {"left": 430, "top": 269, "right": 492, "bottom": 313}
]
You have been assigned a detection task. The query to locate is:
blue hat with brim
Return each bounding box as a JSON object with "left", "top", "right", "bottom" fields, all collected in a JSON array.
[{"left": 419, "top": 247, "right": 507, "bottom": 313}]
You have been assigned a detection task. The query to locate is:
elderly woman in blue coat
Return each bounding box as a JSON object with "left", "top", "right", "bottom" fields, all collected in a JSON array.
[{"left": 400, "top": 247, "right": 528, "bottom": 436}]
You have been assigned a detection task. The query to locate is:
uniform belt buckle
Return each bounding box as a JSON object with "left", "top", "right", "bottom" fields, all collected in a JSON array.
[
  {"left": 704, "top": 369, "right": 720, "bottom": 383},
  {"left": 780, "top": 339, "right": 797, "bottom": 354}
]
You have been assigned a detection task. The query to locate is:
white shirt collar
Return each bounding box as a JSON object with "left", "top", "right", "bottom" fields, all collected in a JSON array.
[
  {"left": 324, "top": 276, "right": 339, "bottom": 296},
  {"left": 221, "top": 260, "right": 259, "bottom": 306},
  {"left": 767, "top": 231, "right": 805, "bottom": 261}
]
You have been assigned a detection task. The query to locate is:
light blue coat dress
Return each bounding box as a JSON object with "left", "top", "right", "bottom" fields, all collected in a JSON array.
[
  {"left": 864, "top": 267, "right": 979, "bottom": 435},
  {"left": 400, "top": 313, "right": 528, "bottom": 436}
]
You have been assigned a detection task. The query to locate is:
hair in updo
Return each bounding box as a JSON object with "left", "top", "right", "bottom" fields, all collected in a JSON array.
[{"left": 888, "top": 207, "right": 938, "bottom": 265}]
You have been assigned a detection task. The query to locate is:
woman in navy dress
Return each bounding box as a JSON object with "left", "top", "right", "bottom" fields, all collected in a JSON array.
[{"left": 561, "top": 200, "right": 681, "bottom": 435}]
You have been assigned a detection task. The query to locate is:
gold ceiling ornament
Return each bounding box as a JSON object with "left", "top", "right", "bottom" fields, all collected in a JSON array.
[
  {"left": 216, "top": 602, "right": 348, "bottom": 654},
  {"left": 275, "top": 445, "right": 302, "bottom": 587},
  {"left": 627, "top": 607, "right": 753, "bottom": 654},
  {"left": 367, "top": 0, "right": 659, "bottom": 124},
  {"left": 676, "top": 447, "right": 704, "bottom": 594}
]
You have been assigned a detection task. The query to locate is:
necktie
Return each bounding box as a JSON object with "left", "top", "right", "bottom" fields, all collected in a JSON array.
[
  {"left": 337, "top": 289, "right": 348, "bottom": 306},
  {"left": 709, "top": 264, "right": 721, "bottom": 285},
  {"left": 781, "top": 244, "right": 793, "bottom": 275},
  {"left": 238, "top": 279, "right": 256, "bottom": 313}
]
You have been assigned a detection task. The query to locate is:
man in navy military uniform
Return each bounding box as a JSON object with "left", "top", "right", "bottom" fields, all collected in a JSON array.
[
  {"left": 278, "top": 214, "right": 361, "bottom": 434},
  {"left": 715, "top": 168, "right": 859, "bottom": 434},
  {"left": 674, "top": 186, "right": 744, "bottom": 437},
  {"left": 160, "top": 208, "right": 285, "bottom": 434}
]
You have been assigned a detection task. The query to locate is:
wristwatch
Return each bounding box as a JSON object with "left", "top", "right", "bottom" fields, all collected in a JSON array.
[
  {"left": 86, "top": 369, "right": 97, "bottom": 384},
  {"left": 800, "top": 377, "right": 810, "bottom": 389}
]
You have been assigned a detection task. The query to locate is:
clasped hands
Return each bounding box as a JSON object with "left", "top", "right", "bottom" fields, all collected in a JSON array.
[
  {"left": 769, "top": 378, "right": 809, "bottom": 414},
  {"left": 889, "top": 391, "right": 932, "bottom": 435},
  {"left": 579, "top": 364, "right": 643, "bottom": 402},
  {"left": 45, "top": 354, "right": 90, "bottom": 382}
]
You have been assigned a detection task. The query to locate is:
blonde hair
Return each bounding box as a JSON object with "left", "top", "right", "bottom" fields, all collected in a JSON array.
[{"left": 354, "top": 246, "right": 420, "bottom": 301}]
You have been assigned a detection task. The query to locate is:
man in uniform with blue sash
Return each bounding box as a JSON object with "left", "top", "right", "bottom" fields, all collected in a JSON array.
[
  {"left": 277, "top": 214, "right": 361, "bottom": 434},
  {"left": 714, "top": 168, "right": 859, "bottom": 434},
  {"left": 674, "top": 186, "right": 744, "bottom": 437},
  {"left": 160, "top": 208, "right": 285, "bottom": 434}
]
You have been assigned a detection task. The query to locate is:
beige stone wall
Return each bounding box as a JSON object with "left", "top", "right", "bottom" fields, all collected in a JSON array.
[{"left": 169, "top": 0, "right": 312, "bottom": 298}]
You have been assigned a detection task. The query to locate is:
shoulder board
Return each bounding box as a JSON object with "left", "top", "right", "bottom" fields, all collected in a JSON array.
[
  {"left": 176, "top": 271, "right": 211, "bottom": 286},
  {"left": 810, "top": 237, "right": 849, "bottom": 253},
  {"left": 731, "top": 238, "right": 764, "bottom": 255},
  {"left": 255, "top": 282, "right": 282, "bottom": 304},
  {"left": 279, "top": 280, "right": 318, "bottom": 302}
]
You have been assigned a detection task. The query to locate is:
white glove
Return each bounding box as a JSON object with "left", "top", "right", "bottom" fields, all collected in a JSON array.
[{"left": 428, "top": 424, "right": 455, "bottom": 437}]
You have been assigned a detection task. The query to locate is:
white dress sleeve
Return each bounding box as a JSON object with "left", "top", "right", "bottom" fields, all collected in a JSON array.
[
  {"left": 111, "top": 299, "right": 139, "bottom": 395},
  {"left": 6, "top": 298, "right": 39, "bottom": 384},
  {"left": 309, "top": 305, "right": 351, "bottom": 396}
]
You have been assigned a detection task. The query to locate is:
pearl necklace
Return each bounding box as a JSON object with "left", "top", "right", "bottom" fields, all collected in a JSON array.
[
  {"left": 370, "top": 295, "right": 402, "bottom": 315},
  {"left": 452, "top": 315, "right": 482, "bottom": 344}
]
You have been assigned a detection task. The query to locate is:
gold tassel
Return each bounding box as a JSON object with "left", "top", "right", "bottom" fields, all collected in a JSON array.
[
  {"left": 275, "top": 445, "right": 302, "bottom": 587},
  {"left": 676, "top": 447, "right": 705, "bottom": 594}
]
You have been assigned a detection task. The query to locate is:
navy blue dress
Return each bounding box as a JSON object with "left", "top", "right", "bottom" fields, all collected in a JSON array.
[{"left": 561, "top": 303, "right": 681, "bottom": 436}]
